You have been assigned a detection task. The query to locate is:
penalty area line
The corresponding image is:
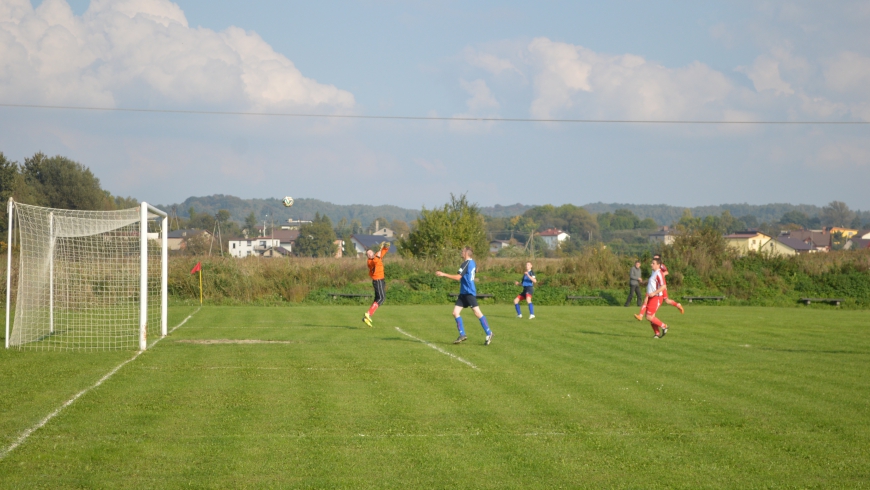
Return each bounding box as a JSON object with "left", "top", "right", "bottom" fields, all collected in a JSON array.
[
  {"left": 395, "top": 327, "right": 478, "bottom": 370},
  {"left": 0, "top": 307, "right": 202, "bottom": 460}
]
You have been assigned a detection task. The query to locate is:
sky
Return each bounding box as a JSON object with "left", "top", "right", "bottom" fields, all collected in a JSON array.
[{"left": 1, "top": 0, "right": 869, "bottom": 210}]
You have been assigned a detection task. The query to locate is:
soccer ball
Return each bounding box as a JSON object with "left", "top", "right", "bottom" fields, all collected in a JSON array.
[{"left": 282, "top": 196, "right": 294, "bottom": 207}]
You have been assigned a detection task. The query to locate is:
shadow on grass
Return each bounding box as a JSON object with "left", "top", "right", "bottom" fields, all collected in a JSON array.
[{"left": 758, "top": 347, "right": 868, "bottom": 355}]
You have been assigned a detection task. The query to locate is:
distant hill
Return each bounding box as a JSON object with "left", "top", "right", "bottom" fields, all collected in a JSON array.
[
  {"left": 581, "top": 202, "right": 830, "bottom": 226},
  {"left": 479, "top": 203, "right": 536, "bottom": 218},
  {"left": 157, "top": 195, "right": 867, "bottom": 228},
  {"left": 156, "top": 195, "right": 421, "bottom": 227}
]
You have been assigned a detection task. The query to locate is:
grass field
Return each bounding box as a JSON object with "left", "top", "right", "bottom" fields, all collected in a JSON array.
[{"left": 1, "top": 305, "right": 869, "bottom": 488}]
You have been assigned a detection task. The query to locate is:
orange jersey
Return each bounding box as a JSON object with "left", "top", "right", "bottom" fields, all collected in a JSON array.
[{"left": 367, "top": 246, "right": 389, "bottom": 280}]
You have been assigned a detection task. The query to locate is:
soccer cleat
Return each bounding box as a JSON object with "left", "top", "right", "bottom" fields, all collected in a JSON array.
[
  {"left": 517, "top": 314, "right": 522, "bottom": 318},
  {"left": 362, "top": 313, "right": 372, "bottom": 327},
  {"left": 453, "top": 335, "right": 468, "bottom": 344},
  {"left": 485, "top": 332, "right": 493, "bottom": 346},
  {"left": 677, "top": 303, "right": 684, "bottom": 314},
  {"left": 634, "top": 314, "right": 643, "bottom": 321},
  {"left": 661, "top": 325, "right": 668, "bottom": 337},
  {"left": 529, "top": 314, "right": 535, "bottom": 319},
  {"left": 654, "top": 334, "right": 661, "bottom": 339}
]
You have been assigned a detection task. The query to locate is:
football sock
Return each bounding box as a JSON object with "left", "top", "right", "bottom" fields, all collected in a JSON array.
[
  {"left": 367, "top": 303, "right": 379, "bottom": 316},
  {"left": 479, "top": 316, "right": 492, "bottom": 335},
  {"left": 529, "top": 303, "right": 534, "bottom": 315},
  {"left": 639, "top": 304, "right": 648, "bottom": 316},
  {"left": 515, "top": 303, "right": 521, "bottom": 315},
  {"left": 649, "top": 316, "right": 663, "bottom": 334},
  {"left": 455, "top": 317, "right": 465, "bottom": 336}
]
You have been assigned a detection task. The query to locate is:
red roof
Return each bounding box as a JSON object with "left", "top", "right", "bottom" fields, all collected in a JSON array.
[{"left": 539, "top": 228, "right": 566, "bottom": 237}]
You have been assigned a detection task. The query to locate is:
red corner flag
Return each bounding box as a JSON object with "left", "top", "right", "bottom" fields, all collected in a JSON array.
[{"left": 190, "top": 262, "right": 202, "bottom": 274}]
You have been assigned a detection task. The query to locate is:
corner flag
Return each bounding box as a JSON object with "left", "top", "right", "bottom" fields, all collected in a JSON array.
[{"left": 190, "top": 262, "right": 203, "bottom": 304}]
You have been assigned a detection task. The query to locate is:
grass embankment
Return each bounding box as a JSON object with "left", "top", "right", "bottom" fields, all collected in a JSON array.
[
  {"left": 1, "top": 305, "right": 868, "bottom": 488},
  {"left": 165, "top": 249, "right": 870, "bottom": 308},
  {"left": 2, "top": 247, "right": 869, "bottom": 308}
]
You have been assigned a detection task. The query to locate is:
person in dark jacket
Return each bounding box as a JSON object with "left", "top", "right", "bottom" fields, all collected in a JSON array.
[{"left": 624, "top": 260, "right": 643, "bottom": 307}]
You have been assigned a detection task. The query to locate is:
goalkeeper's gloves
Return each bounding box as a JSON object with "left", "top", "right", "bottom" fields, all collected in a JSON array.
[{"left": 384, "top": 241, "right": 391, "bottom": 249}]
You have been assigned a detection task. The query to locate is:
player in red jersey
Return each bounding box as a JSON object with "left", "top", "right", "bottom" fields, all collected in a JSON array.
[
  {"left": 654, "top": 254, "right": 684, "bottom": 313},
  {"left": 635, "top": 254, "right": 684, "bottom": 320},
  {"left": 645, "top": 258, "right": 669, "bottom": 338}
]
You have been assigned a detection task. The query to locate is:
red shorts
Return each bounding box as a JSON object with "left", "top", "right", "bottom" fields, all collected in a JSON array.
[
  {"left": 646, "top": 295, "right": 664, "bottom": 315},
  {"left": 662, "top": 288, "right": 668, "bottom": 299}
]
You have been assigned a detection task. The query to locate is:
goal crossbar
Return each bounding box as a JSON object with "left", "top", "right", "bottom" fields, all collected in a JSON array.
[{"left": 5, "top": 199, "right": 168, "bottom": 351}]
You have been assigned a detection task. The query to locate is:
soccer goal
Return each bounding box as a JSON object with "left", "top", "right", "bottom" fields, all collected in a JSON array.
[{"left": 5, "top": 199, "right": 168, "bottom": 351}]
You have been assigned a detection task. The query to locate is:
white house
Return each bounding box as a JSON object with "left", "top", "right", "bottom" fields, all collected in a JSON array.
[
  {"left": 539, "top": 228, "right": 570, "bottom": 250},
  {"left": 228, "top": 237, "right": 282, "bottom": 258},
  {"left": 648, "top": 227, "right": 677, "bottom": 246},
  {"left": 349, "top": 234, "right": 396, "bottom": 256},
  {"left": 270, "top": 229, "right": 299, "bottom": 253},
  {"left": 489, "top": 240, "right": 511, "bottom": 254},
  {"left": 167, "top": 229, "right": 212, "bottom": 251}
]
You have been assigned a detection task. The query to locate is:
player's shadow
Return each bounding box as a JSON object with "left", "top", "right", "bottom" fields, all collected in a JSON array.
[
  {"left": 758, "top": 347, "right": 868, "bottom": 355},
  {"left": 292, "top": 323, "right": 361, "bottom": 330},
  {"left": 573, "top": 328, "right": 631, "bottom": 338}
]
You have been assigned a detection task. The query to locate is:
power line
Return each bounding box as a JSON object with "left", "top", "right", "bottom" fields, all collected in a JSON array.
[{"left": 1, "top": 102, "right": 868, "bottom": 125}]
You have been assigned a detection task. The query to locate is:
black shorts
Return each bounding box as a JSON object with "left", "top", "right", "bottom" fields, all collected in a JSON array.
[
  {"left": 372, "top": 279, "right": 386, "bottom": 305},
  {"left": 455, "top": 294, "right": 479, "bottom": 308},
  {"left": 517, "top": 286, "right": 534, "bottom": 299}
]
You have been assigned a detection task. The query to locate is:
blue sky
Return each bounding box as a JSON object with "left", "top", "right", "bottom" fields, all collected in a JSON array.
[{"left": 1, "top": 1, "right": 869, "bottom": 210}]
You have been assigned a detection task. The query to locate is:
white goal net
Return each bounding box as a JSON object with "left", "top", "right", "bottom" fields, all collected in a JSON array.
[{"left": 5, "top": 200, "right": 167, "bottom": 351}]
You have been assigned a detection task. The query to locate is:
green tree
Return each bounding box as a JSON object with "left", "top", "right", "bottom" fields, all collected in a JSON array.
[
  {"left": 244, "top": 212, "right": 258, "bottom": 237},
  {"left": 295, "top": 213, "right": 338, "bottom": 257},
  {"left": 399, "top": 194, "right": 488, "bottom": 259},
  {"left": 820, "top": 201, "right": 854, "bottom": 227},
  {"left": 216, "top": 209, "right": 232, "bottom": 225},
  {"left": 113, "top": 195, "right": 139, "bottom": 209},
  {"left": 780, "top": 210, "right": 810, "bottom": 228},
  {"left": 524, "top": 204, "right": 599, "bottom": 240},
  {"left": 22, "top": 152, "right": 111, "bottom": 210},
  {"left": 677, "top": 209, "right": 702, "bottom": 232},
  {"left": 187, "top": 207, "right": 216, "bottom": 232},
  {"left": 390, "top": 219, "right": 410, "bottom": 238},
  {"left": 334, "top": 217, "right": 351, "bottom": 238}
]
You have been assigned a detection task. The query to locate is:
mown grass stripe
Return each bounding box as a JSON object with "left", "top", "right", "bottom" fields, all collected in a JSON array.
[
  {"left": 395, "top": 327, "right": 479, "bottom": 369},
  {"left": 0, "top": 307, "right": 200, "bottom": 460}
]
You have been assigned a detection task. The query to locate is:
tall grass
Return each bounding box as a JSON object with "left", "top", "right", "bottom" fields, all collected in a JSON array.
[{"left": 2, "top": 247, "right": 869, "bottom": 307}]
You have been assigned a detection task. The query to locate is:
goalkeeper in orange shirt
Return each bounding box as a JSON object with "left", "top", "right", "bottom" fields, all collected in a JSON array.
[{"left": 362, "top": 241, "right": 390, "bottom": 327}]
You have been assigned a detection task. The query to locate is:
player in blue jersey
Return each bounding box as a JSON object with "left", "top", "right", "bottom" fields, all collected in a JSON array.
[
  {"left": 514, "top": 261, "right": 537, "bottom": 319},
  {"left": 436, "top": 246, "right": 493, "bottom": 346}
]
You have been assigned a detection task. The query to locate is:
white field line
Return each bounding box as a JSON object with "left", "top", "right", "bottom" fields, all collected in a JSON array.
[
  {"left": 395, "top": 327, "right": 478, "bottom": 370},
  {"left": 0, "top": 307, "right": 201, "bottom": 460}
]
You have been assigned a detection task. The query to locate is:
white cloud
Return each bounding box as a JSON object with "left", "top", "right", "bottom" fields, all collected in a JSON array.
[
  {"left": 526, "top": 37, "right": 732, "bottom": 120},
  {"left": 737, "top": 54, "right": 794, "bottom": 95},
  {"left": 449, "top": 78, "right": 499, "bottom": 132},
  {"left": 0, "top": 0, "right": 354, "bottom": 111},
  {"left": 825, "top": 51, "right": 870, "bottom": 94},
  {"left": 463, "top": 47, "right": 522, "bottom": 77},
  {"left": 459, "top": 78, "right": 499, "bottom": 112}
]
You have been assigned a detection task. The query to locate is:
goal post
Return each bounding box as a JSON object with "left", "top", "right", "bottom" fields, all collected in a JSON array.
[{"left": 5, "top": 199, "right": 168, "bottom": 351}]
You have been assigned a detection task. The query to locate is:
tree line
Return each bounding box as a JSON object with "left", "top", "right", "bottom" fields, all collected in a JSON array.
[{"left": 0, "top": 152, "right": 139, "bottom": 233}]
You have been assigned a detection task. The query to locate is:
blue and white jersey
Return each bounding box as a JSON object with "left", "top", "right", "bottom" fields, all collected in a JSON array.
[
  {"left": 521, "top": 271, "right": 536, "bottom": 287},
  {"left": 458, "top": 259, "right": 477, "bottom": 296}
]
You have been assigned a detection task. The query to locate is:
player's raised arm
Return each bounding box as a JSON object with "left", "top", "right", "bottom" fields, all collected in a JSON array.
[{"left": 379, "top": 241, "right": 390, "bottom": 257}]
